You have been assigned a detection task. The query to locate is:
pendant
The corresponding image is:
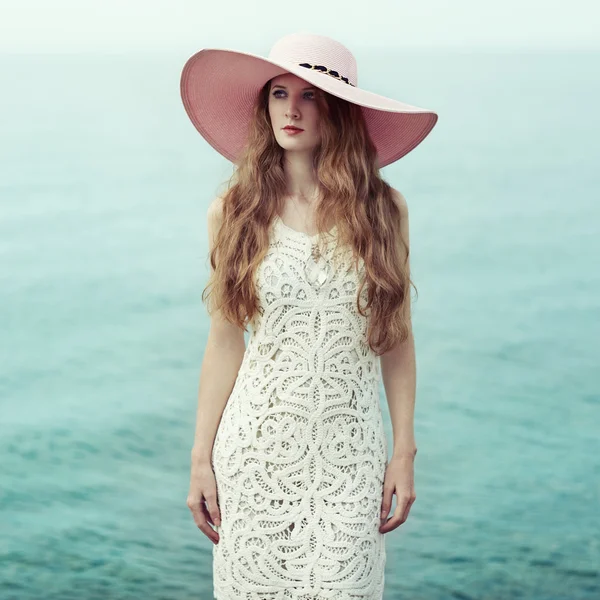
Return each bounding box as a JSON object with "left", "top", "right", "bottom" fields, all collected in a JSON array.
[{"left": 304, "top": 244, "right": 331, "bottom": 288}]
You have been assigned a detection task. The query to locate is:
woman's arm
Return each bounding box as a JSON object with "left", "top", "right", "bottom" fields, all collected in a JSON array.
[
  {"left": 190, "top": 322, "right": 246, "bottom": 462},
  {"left": 380, "top": 188, "right": 417, "bottom": 459},
  {"left": 187, "top": 197, "right": 245, "bottom": 544},
  {"left": 191, "top": 196, "right": 246, "bottom": 463},
  {"left": 380, "top": 330, "right": 417, "bottom": 459},
  {"left": 378, "top": 188, "right": 417, "bottom": 534}
]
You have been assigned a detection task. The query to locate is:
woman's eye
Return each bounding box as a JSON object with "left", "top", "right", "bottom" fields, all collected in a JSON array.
[{"left": 272, "top": 90, "right": 315, "bottom": 100}]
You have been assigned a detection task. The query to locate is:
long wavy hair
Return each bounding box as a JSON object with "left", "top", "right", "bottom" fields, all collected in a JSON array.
[{"left": 203, "top": 78, "right": 416, "bottom": 356}]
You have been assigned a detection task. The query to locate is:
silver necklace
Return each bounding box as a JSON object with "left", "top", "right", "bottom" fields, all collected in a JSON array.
[
  {"left": 284, "top": 192, "right": 332, "bottom": 289},
  {"left": 304, "top": 243, "right": 331, "bottom": 288}
]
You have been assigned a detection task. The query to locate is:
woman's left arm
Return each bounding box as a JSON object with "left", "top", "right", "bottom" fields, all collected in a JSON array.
[
  {"left": 381, "top": 329, "right": 417, "bottom": 460},
  {"left": 379, "top": 188, "right": 418, "bottom": 534}
]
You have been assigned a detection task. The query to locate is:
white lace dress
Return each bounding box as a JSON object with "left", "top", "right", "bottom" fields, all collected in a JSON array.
[{"left": 211, "top": 215, "right": 388, "bottom": 599}]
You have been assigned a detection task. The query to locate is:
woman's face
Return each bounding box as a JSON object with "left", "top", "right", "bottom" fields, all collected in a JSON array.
[{"left": 268, "top": 73, "right": 322, "bottom": 153}]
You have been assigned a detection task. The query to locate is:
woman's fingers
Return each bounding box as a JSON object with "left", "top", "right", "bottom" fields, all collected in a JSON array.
[
  {"left": 380, "top": 483, "right": 394, "bottom": 522},
  {"left": 187, "top": 462, "right": 222, "bottom": 544},
  {"left": 401, "top": 493, "right": 415, "bottom": 523},
  {"left": 199, "top": 501, "right": 220, "bottom": 544},
  {"left": 187, "top": 494, "right": 220, "bottom": 544},
  {"left": 379, "top": 499, "right": 406, "bottom": 534},
  {"left": 379, "top": 490, "right": 416, "bottom": 534},
  {"left": 198, "top": 519, "right": 220, "bottom": 544},
  {"left": 186, "top": 494, "right": 205, "bottom": 528},
  {"left": 203, "top": 489, "right": 222, "bottom": 528}
]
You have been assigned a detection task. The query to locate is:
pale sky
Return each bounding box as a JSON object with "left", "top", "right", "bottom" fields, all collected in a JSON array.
[{"left": 1, "top": 0, "right": 597, "bottom": 52}]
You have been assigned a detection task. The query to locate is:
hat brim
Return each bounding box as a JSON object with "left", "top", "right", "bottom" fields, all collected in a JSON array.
[{"left": 180, "top": 48, "right": 438, "bottom": 168}]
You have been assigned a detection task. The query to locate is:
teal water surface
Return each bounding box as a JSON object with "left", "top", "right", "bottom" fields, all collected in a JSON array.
[{"left": 1, "top": 50, "right": 599, "bottom": 599}]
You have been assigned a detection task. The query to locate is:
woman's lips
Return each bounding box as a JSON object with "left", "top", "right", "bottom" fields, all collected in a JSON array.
[{"left": 283, "top": 127, "right": 304, "bottom": 135}]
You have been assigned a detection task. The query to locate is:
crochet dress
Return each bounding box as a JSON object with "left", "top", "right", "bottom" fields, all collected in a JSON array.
[{"left": 211, "top": 215, "right": 388, "bottom": 599}]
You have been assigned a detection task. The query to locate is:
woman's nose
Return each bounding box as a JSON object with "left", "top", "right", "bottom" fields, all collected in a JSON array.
[{"left": 285, "top": 104, "right": 299, "bottom": 119}]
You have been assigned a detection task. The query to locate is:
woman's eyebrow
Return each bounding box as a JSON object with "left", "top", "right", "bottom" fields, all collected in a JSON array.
[{"left": 272, "top": 85, "right": 316, "bottom": 91}]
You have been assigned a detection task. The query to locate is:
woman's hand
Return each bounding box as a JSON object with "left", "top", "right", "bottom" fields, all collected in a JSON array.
[
  {"left": 379, "top": 453, "right": 416, "bottom": 534},
  {"left": 187, "top": 454, "right": 221, "bottom": 545}
]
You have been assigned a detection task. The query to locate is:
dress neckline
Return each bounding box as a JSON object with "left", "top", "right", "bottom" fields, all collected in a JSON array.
[{"left": 274, "top": 215, "right": 337, "bottom": 242}]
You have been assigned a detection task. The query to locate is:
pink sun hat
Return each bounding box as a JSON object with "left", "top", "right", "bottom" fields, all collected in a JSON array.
[{"left": 180, "top": 32, "right": 438, "bottom": 169}]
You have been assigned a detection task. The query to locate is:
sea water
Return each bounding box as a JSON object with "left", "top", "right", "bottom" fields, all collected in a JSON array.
[{"left": 1, "top": 49, "right": 598, "bottom": 599}]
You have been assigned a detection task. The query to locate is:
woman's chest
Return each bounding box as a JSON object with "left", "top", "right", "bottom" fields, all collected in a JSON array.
[{"left": 254, "top": 237, "right": 369, "bottom": 312}]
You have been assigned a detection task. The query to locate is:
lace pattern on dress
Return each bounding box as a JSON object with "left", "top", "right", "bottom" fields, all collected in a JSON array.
[{"left": 211, "top": 216, "right": 388, "bottom": 599}]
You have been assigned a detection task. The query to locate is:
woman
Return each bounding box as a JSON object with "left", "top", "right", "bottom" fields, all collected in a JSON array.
[{"left": 181, "top": 32, "right": 438, "bottom": 599}]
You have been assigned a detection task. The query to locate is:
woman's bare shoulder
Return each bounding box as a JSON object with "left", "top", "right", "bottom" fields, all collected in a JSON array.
[
  {"left": 389, "top": 187, "right": 408, "bottom": 214},
  {"left": 207, "top": 195, "right": 225, "bottom": 224}
]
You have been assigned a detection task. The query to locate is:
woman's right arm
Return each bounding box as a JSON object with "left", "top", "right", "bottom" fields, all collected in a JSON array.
[{"left": 187, "top": 196, "right": 246, "bottom": 544}]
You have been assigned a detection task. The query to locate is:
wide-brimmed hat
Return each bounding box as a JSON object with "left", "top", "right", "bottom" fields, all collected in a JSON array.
[{"left": 180, "top": 32, "right": 438, "bottom": 168}]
